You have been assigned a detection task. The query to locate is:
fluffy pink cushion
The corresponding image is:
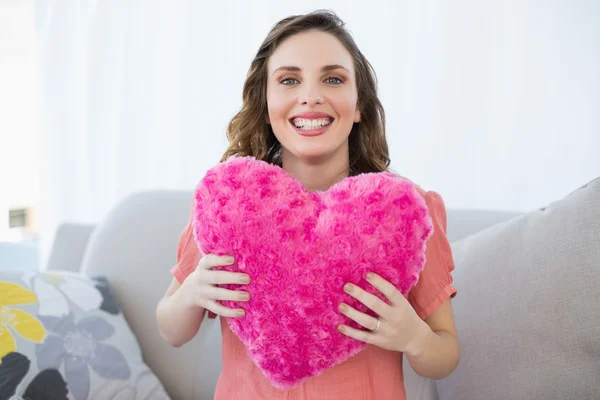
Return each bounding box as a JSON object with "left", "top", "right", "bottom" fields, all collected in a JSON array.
[{"left": 193, "top": 157, "right": 433, "bottom": 388}]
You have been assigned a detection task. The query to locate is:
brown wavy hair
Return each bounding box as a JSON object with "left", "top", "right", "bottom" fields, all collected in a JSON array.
[{"left": 221, "top": 9, "right": 390, "bottom": 176}]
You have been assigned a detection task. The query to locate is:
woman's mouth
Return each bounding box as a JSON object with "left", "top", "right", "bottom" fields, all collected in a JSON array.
[{"left": 289, "top": 117, "right": 334, "bottom": 137}]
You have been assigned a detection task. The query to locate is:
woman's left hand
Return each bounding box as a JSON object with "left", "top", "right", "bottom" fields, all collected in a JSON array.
[{"left": 337, "top": 272, "right": 432, "bottom": 357}]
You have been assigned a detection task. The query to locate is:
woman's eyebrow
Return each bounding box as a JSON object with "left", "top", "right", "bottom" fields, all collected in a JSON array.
[{"left": 271, "top": 64, "right": 350, "bottom": 76}]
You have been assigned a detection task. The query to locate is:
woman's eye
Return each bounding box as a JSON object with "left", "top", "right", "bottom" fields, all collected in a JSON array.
[
  {"left": 280, "top": 77, "right": 299, "bottom": 85},
  {"left": 325, "top": 76, "right": 343, "bottom": 85}
]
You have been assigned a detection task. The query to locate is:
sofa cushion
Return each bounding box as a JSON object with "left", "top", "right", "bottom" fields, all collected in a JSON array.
[
  {"left": 0, "top": 269, "right": 169, "bottom": 400},
  {"left": 436, "top": 177, "right": 600, "bottom": 399}
]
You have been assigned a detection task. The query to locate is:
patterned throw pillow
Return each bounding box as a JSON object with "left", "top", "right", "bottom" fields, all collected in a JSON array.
[{"left": 0, "top": 269, "right": 169, "bottom": 400}]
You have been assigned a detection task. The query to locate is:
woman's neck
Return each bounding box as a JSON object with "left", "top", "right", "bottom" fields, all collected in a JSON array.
[{"left": 281, "top": 151, "right": 350, "bottom": 192}]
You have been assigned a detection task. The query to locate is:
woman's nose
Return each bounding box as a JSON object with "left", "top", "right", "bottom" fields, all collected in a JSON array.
[{"left": 298, "top": 87, "right": 323, "bottom": 105}]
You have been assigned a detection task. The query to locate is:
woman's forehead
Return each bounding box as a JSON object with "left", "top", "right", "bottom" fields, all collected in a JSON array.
[{"left": 268, "top": 31, "right": 354, "bottom": 74}]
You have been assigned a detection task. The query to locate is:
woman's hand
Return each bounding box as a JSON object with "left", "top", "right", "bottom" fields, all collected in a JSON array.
[
  {"left": 337, "top": 272, "right": 432, "bottom": 357},
  {"left": 174, "top": 254, "right": 251, "bottom": 318}
]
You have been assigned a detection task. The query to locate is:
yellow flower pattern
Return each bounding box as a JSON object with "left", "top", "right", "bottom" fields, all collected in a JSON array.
[{"left": 0, "top": 282, "right": 47, "bottom": 363}]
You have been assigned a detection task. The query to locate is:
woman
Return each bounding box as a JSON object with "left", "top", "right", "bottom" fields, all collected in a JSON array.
[{"left": 157, "top": 9, "right": 459, "bottom": 399}]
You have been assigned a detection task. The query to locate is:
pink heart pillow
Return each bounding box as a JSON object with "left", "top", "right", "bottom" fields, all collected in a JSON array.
[{"left": 193, "top": 157, "right": 433, "bottom": 388}]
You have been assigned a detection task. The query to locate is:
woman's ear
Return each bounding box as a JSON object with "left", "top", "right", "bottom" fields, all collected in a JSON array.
[
  {"left": 265, "top": 114, "right": 271, "bottom": 125},
  {"left": 354, "top": 107, "right": 361, "bottom": 123}
]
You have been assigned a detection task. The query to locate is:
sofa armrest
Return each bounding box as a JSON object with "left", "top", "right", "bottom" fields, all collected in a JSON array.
[{"left": 45, "top": 223, "right": 96, "bottom": 272}]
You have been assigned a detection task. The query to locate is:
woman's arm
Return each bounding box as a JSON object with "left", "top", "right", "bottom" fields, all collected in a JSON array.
[
  {"left": 157, "top": 254, "right": 251, "bottom": 347},
  {"left": 405, "top": 298, "right": 460, "bottom": 379},
  {"left": 156, "top": 277, "right": 206, "bottom": 348}
]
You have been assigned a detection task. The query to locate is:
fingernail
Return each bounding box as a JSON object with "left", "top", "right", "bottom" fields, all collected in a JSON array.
[
  {"left": 344, "top": 284, "right": 352, "bottom": 293},
  {"left": 338, "top": 304, "right": 347, "bottom": 313},
  {"left": 225, "top": 256, "right": 235, "bottom": 263},
  {"left": 237, "top": 309, "right": 245, "bottom": 316},
  {"left": 240, "top": 275, "right": 250, "bottom": 284},
  {"left": 366, "top": 272, "right": 374, "bottom": 281},
  {"left": 240, "top": 292, "right": 250, "bottom": 300},
  {"left": 338, "top": 325, "right": 345, "bottom": 333}
]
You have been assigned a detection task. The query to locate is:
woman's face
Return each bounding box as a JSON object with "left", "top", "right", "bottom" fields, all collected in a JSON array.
[{"left": 266, "top": 30, "right": 361, "bottom": 165}]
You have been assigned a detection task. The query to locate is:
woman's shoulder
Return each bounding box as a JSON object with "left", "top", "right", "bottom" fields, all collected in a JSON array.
[{"left": 387, "top": 172, "right": 445, "bottom": 207}]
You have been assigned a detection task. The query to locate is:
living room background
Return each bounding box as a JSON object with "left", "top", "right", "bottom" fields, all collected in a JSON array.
[{"left": 1, "top": 0, "right": 599, "bottom": 268}]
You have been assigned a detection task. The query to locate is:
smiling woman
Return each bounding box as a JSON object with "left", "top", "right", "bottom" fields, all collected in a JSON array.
[
  {"left": 221, "top": 11, "right": 390, "bottom": 189},
  {"left": 157, "top": 9, "right": 459, "bottom": 400},
  {"left": 266, "top": 31, "right": 362, "bottom": 180}
]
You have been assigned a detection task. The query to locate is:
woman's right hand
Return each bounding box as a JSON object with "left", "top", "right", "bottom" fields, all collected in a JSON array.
[{"left": 175, "top": 254, "right": 251, "bottom": 318}]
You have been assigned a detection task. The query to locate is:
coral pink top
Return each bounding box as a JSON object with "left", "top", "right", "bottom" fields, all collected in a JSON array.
[{"left": 171, "top": 186, "right": 456, "bottom": 400}]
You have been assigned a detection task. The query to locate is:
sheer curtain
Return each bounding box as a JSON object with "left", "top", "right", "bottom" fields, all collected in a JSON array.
[{"left": 35, "top": 0, "right": 600, "bottom": 263}]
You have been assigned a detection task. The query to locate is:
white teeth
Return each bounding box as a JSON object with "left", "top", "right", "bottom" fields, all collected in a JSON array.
[{"left": 292, "top": 118, "right": 333, "bottom": 130}]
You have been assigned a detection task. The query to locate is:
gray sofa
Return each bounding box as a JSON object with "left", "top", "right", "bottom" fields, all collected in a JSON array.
[{"left": 45, "top": 177, "right": 600, "bottom": 399}]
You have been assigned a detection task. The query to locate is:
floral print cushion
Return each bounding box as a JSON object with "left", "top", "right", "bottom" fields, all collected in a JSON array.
[{"left": 0, "top": 270, "right": 169, "bottom": 400}]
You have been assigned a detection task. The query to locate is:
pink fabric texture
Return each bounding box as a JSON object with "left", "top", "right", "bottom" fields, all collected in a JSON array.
[
  {"left": 192, "top": 157, "right": 434, "bottom": 388},
  {"left": 171, "top": 185, "right": 457, "bottom": 399}
]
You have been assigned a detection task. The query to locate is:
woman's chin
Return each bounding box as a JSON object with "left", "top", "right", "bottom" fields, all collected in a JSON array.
[
  {"left": 289, "top": 146, "right": 333, "bottom": 162},
  {"left": 280, "top": 138, "right": 349, "bottom": 164}
]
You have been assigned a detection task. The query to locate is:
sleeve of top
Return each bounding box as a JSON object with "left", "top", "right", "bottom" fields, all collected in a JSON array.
[
  {"left": 407, "top": 190, "right": 457, "bottom": 321},
  {"left": 170, "top": 201, "right": 202, "bottom": 285}
]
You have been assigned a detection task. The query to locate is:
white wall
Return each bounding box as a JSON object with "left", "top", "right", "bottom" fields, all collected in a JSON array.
[{"left": 375, "top": 1, "right": 600, "bottom": 211}]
